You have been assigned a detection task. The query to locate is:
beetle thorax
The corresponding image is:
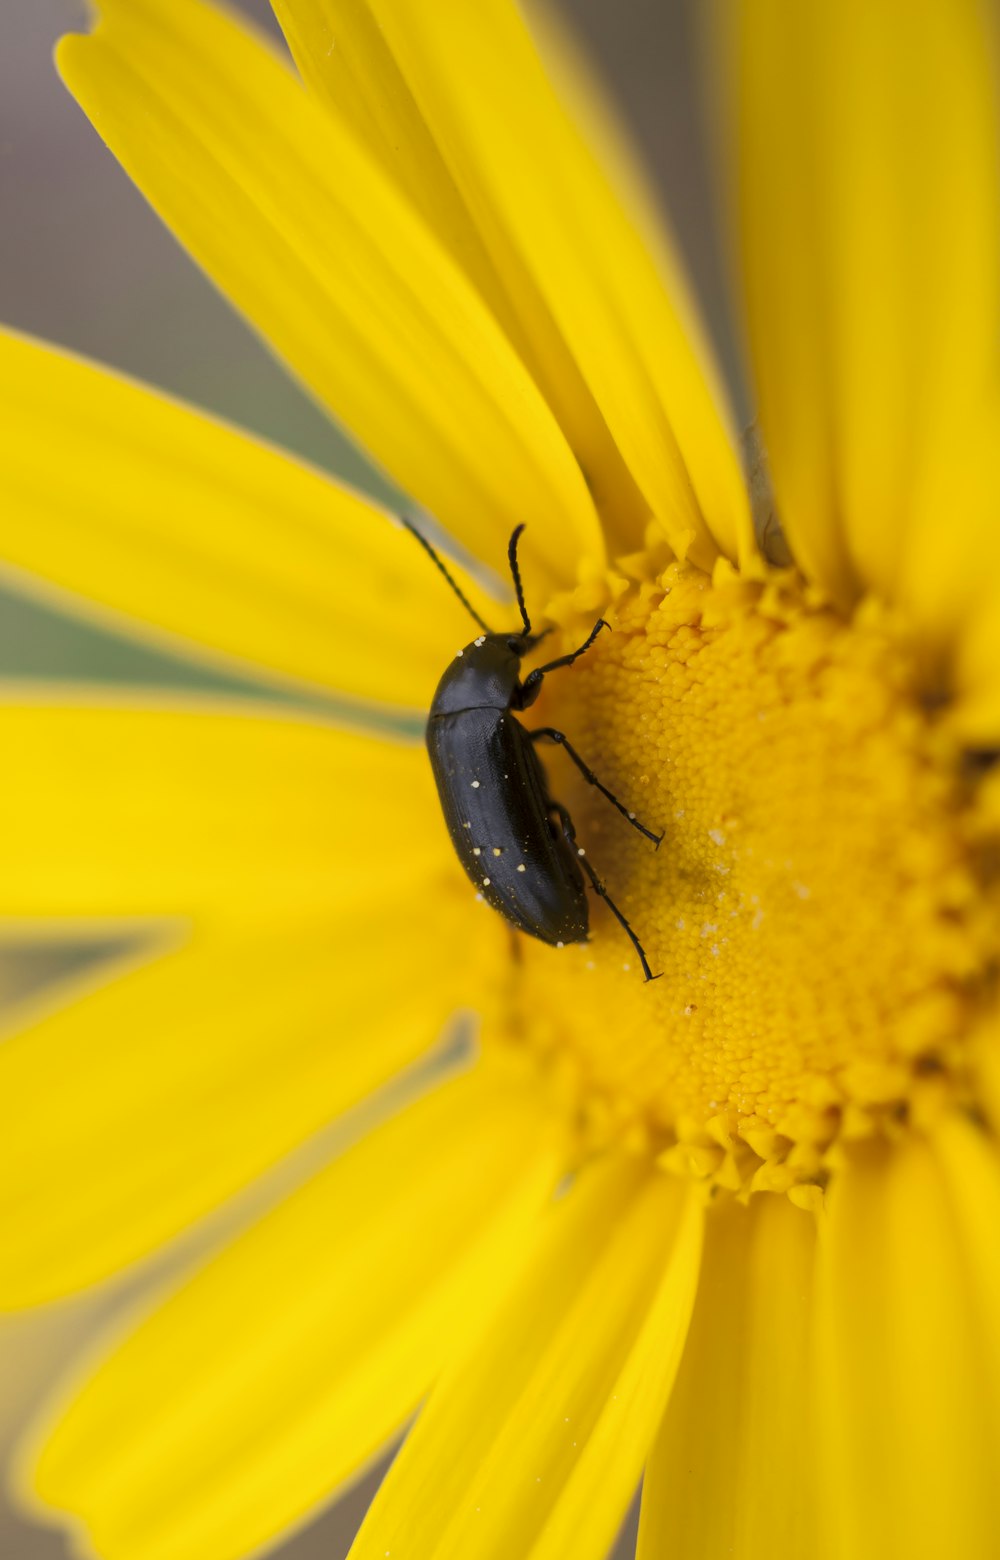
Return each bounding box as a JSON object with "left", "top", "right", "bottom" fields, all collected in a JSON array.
[{"left": 430, "top": 632, "right": 527, "bottom": 716}]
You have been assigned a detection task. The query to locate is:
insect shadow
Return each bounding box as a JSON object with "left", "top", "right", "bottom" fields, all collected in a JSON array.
[{"left": 404, "top": 519, "right": 663, "bottom": 982}]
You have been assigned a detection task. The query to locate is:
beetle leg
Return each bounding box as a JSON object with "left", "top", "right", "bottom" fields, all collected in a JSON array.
[
  {"left": 521, "top": 618, "right": 610, "bottom": 699},
  {"left": 531, "top": 728, "right": 664, "bottom": 847},
  {"left": 507, "top": 923, "right": 524, "bottom": 966},
  {"left": 549, "top": 803, "right": 662, "bottom": 983}
]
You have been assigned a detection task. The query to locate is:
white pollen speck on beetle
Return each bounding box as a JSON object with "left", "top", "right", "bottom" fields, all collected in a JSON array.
[
  {"left": 517, "top": 863, "right": 526, "bottom": 872},
  {"left": 492, "top": 847, "right": 502, "bottom": 857},
  {"left": 455, "top": 649, "right": 464, "bottom": 657},
  {"left": 483, "top": 877, "right": 491, "bottom": 886},
  {"left": 472, "top": 847, "right": 481, "bottom": 856},
  {"left": 556, "top": 941, "right": 564, "bottom": 949},
  {"left": 474, "top": 635, "right": 486, "bottom": 647},
  {"left": 462, "top": 821, "right": 471, "bottom": 829},
  {"left": 577, "top": 847, "right": 585, "bottom": 856},
  {"left": 471, "top": 779, "right": 480, "bottom": 788}
]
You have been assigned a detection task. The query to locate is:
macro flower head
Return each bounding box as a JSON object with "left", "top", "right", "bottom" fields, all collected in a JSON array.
[{"left": 2, "top": 1, "right": 1000, "bottom": 1558}]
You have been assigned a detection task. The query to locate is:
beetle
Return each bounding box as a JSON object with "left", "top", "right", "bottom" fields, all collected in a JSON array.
[{"left": 404, "top": 519, "right": 663, "bottom": 982}]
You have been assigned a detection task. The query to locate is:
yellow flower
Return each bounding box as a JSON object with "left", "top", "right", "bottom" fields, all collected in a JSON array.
[{"left": 2, "top": 0, "right": 999, "bottom": 1557}]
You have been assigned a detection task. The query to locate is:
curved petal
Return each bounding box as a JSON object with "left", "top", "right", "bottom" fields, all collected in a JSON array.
[
  {"left": 0, "top": 328, "right": 499, "bottom": 713},
  {"left": 813, "top": 1134, "right": 1000, "bottom": 1557},
  {"left": 931, "top": 1113, "right": 1000, "bottom": 1434},
  {"left": 349, "top": 1155, "right": 702, "bottom": 1560},
  {"left": 906, "top": 405, "right": 1000, "bottom": 743},
  {"left": 57, "top": 0, "right": 602, "bottom": 598},
  {"left": 23, "top": 1062, "right": 566, "bottom": 1560},
  {"left": 725, "top": 0, "right": 1000, "bottom": 612},
  {"left": 0, "top": 701, "right": 493, "bottom": 1301},
  {"left": 0, "top": 906, "right": 483, "bottom": 1307},
  {"left": 637, "top": 1192, "right": 819, "bottom": 1559},
  {"left": 281, "top": 0, "right": 751, "bottom": 568}
]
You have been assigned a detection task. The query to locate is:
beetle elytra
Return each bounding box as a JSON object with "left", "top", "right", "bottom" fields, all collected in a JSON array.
[{"left": 405, "top": 520, "right": 662, "bottom": 982}]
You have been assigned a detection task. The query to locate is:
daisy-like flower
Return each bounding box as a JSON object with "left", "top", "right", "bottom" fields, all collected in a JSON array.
[{"left": 3, "top": 0, "right": 1000, "bottom": 1557}]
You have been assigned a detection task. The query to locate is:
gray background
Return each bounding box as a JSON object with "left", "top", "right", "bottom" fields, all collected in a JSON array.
[{"left": 1, "top": 2, "right": 727, "bottom": 1555}]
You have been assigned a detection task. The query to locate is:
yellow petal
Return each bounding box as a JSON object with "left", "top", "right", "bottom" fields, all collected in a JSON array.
[
  {"left": 931, "top": 1113, "right": 1000, "bottom": 1429},
  {"left": 57, "top": 0, "right": 602, "bottom": 596},
  {"left": 907, "top": 405, "right": 1000, "bottom": 743},
  {"left": 271, "top": 0, "right": 648, "bottom": 560},
  {"left": 298, "top": 0, "right": 751, "bottom": 569},
  {"left": 25, "top": 1063, "right": 565, "bottom": 1560},
  {"left": 726, "top": 0, "right": 1000, "bottom": 611},
  {"left": 814, "top": 1136, "right": 999, "bottom": 1558},
  {"left": 0, "top": 328, "right": 498, "bottom": 713},
  {"left": 350, "top": 1155, "right": 702, "bottom": 1560},
  {"left": 0, "top": 702, "right": 491, "bottom": 1301},
  {"left": 0, "top": 700, "right": 438, "bottom": 918},
  {"left": 269, "top": 0, "right": 543, "bottom": 403},
  {"left": 0, "top": 906, "right": 483, "bottom": 1306},
  {"left": 637, "top": 1192, "right": 818, "bottom": 1560}
]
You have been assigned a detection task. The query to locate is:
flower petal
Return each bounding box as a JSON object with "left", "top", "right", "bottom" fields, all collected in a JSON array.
[
  {"left": 25, "top": 1062, "right": 565, "bottom": 1560},
  {"left": 930, "top": 1113, "right": 1000, "bottom": 1433},
  {"left": 0, "top": 907, "right": 481, "bottom": 1306},
  {"left": 285, "top": 0, "right": 751, "bottom": 568},
  {"left": 0, "top": 328, "right": 498, "bottom": 712},
  {"left": 636, "top": 1192, "right": 818, "bottom": 1559},
  {"left": 349, "top": 1155, "right": 702, "bottom": 1560},
  {"left": 814, "top": 1135, "right": 1000, "bottom": 1557},
  {"left": 0, "top": 700, "right": 437, "bottom": 918},
  {"left": 0, "top": 702, "right": 489, "bottom": 1301},
  {"left": 727, "top": 0, "right": 1000, "bottom": 610},
  {"left": 905, "top": 407, "right": 1000, "bottom": 742},
  {"left": 269, "top": 0, "right": 560, "bottom": 453},
  {"left": 57, "top": 0, "right": 602, "bottom": 594}
]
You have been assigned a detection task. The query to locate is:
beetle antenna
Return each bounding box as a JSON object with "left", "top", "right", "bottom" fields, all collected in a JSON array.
[
  {"left": 507, "top": 524, "right": 532, "bottom": 635},
  {"left": 402, "top": 518, "right": 492, "bottom": 634}
]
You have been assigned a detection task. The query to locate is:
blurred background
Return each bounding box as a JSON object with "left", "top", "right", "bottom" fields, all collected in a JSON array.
[{"left": 1, "top": 1, "right": 732, "bottom": 1554}]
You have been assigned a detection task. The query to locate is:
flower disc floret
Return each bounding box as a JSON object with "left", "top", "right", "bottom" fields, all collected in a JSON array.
[{"left": 506, "top": 553, "right": 996, "bottom": 1197}]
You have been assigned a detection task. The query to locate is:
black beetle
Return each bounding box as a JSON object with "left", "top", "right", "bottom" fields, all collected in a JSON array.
[{"left": 405, "top": 520, "right": 663, "bottom": 982}]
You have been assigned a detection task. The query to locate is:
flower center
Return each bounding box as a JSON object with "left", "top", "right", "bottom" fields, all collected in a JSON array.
[{"left": 504, "top": 552, "right": 997, "bottom": 1196}]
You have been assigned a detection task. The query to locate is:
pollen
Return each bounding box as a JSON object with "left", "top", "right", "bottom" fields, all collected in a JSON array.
[{"left": 506, "top": 558, "right": 999, "bottom": 1197}]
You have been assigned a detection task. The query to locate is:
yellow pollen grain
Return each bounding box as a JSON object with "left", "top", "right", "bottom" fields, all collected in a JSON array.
[{"left": 506, "top": 560, "right": 996, "bottom": 1188}]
